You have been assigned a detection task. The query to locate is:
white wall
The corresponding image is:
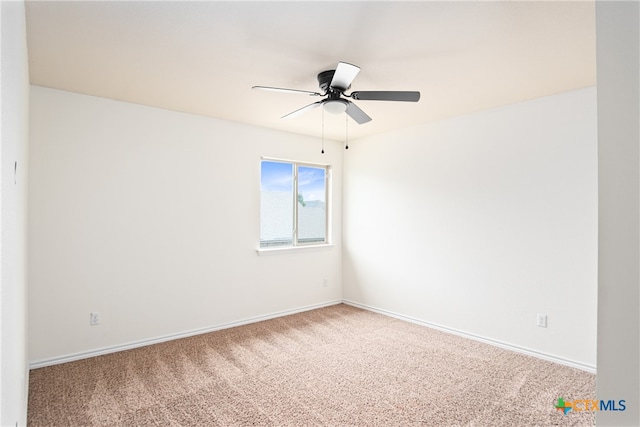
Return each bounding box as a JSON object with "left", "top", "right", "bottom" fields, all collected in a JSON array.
[
  {"left": 343, "top": 88, "right": 598, "bottom": 369},
  {"left": 1, "top": 1, "right": 30, "bottom": 425},
  {"left": 28, "top": 86, "right": 343, "bottom": 365},
  {"left": 596, "top": 1, "right": 640, "bottom": 425}
]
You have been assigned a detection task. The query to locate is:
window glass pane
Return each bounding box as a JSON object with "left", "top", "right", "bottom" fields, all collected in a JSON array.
[
  {"left": 297, "top": 166, "right": 326, "bottom": 244},
  {"left": 260, "top": 161, "right": 293, "bottom": 247}
]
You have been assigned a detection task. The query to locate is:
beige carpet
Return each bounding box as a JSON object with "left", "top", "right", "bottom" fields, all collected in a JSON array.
[{"left": 28, "top": 304, "right": 595, "bottom": 426}]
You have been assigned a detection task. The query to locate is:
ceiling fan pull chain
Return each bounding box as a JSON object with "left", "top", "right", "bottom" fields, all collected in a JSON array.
[
  {"left": 321, "top": 108, "right": 325, "bottom": 154},
  {"left": 345, "top": 113, "right": 349, "bottom": 150}
]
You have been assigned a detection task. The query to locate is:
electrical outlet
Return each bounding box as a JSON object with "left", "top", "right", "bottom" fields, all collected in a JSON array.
[
  {"left": 90, "top": 312, "right": 100, "bottom": 326},
  {"left": 536, "top": 313, "right": 547, "bottom": 328},
  {"left": 323, "top": 278, "right": 328, "bottom": 288}
]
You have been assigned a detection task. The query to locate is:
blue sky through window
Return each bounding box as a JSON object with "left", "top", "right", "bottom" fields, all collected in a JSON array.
[
  {"left": 261, "top": 161, "right": 292, "bottom": 192},
  {"left": 260, "top": 160, "right": 327, "bottom": 247},
  {"left": 261, "top": 161, "right": 325, "bottom": 202},
  {"left": 298, "top": 166, "right": 325, "bottom": 203}
]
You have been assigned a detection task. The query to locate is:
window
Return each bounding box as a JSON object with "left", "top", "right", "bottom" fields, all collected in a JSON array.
[{"left": 260, "top": 159, "right": 329, "bottom": 248}]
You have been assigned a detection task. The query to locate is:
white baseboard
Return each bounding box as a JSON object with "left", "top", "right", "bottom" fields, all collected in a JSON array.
[
  {"left": 30, "top": 299, "right": 597, "bottom": 374},
  {"left": 342, "top": 299, "right": 597, "bottom": 374},
  {"left": 29, "top": 300, "right": 342, "bottom": 369}
]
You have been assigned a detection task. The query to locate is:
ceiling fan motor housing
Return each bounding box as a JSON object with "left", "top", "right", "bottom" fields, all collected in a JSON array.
[{"left": 318, "top": 70, "right": 346, "bottom": 96}]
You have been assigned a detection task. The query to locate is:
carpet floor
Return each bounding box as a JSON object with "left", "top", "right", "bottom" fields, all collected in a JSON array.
[{"left": 28, "top": 304, "right": 595, "bottom": 426}]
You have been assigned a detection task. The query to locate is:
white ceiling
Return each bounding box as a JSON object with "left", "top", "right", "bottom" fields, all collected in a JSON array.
[{"left": 25, "top": 1, "right": 596, "bottom": 142}]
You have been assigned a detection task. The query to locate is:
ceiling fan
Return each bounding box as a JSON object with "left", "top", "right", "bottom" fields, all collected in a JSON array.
[{"left": 252, "top": 61, "right": 420, "bottom": 124}]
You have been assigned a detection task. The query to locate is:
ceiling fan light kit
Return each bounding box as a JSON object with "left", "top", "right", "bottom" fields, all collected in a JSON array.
[
  {"left": 253, "top": 61, "right": 420, "bottom": 125},
  {"left": 323, "top": 99, "right": 348, "bottom": 114}
]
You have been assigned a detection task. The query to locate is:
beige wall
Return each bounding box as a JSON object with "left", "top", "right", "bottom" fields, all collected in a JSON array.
[
  {"left": 1, "top": 1, "right": 30, "bottom": 425},
  {"left": 596, "top": 1, "right": 640, "bottom": 425},
  {"left": 28, "top": 86, "right": 343, "bottom": 365},
  {"left": 343, "top": 88, "right": 598, "bottom": 370}
]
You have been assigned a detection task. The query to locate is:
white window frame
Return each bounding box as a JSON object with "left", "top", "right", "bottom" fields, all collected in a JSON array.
[{"left": 257, "top": 157, "right": 333, "bottom": 255}]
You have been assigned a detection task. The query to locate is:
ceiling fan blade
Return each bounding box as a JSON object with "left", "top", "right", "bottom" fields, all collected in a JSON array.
[
  {"left": 253, "top": 86, "right": 321, "bottom": 96},
  {"left": 281, "top": 101, "right": 324, "bottom": 119},
  {"left": 330, "top": 62, "right": 360, "bottom": 91},
  {"left": 346, "top": 101, "right": 372, "bottom": 124},
  {"left": 350, "top": 91, "right": 420, "bottom": 102}
]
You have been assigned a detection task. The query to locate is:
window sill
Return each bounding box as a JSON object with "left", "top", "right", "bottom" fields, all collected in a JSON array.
[{"left": 256, "top": 244, "right": 335, "bottom": 256}]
